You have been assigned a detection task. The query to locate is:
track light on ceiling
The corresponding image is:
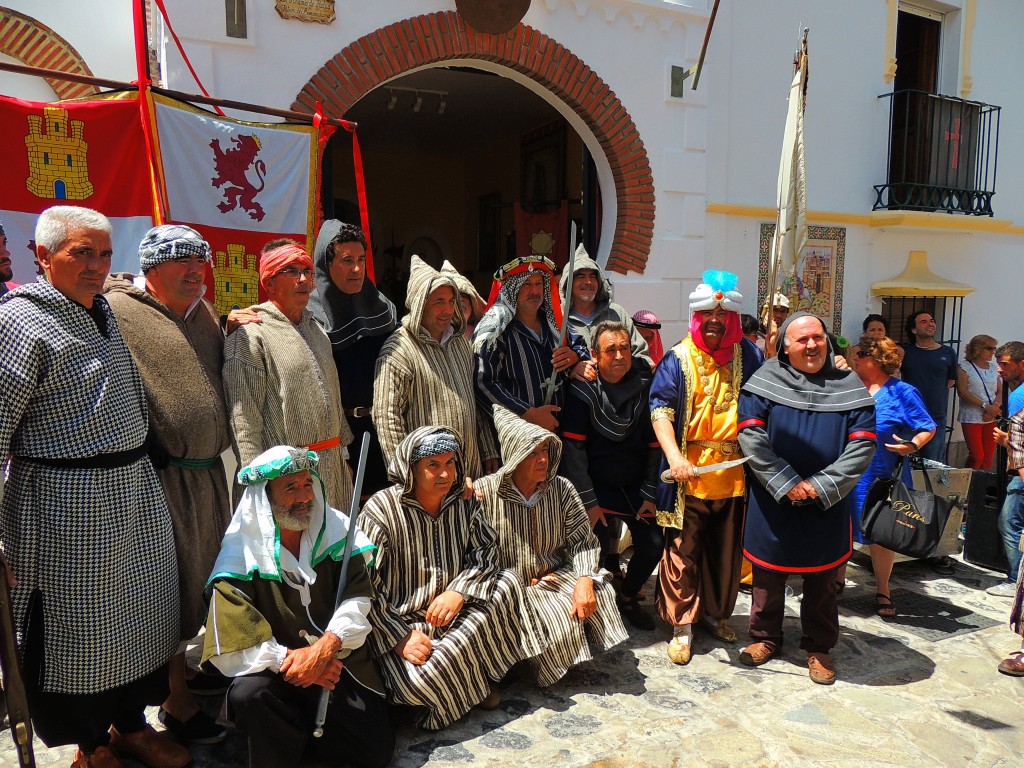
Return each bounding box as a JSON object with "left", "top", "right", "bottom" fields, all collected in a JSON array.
[
  {"left": 386, "top": 91, "right": 398, "bottom": 110},
  {"left": 413, "top": 93, "right": 423, "bottom": 113},
  {"left": 437, "top": 97, "right": 446, "bottom": 115},
  {"left": 382, "top": 86, "right": 448, "bottom": 114}
]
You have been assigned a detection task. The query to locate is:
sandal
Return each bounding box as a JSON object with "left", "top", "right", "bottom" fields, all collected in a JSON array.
[{"left": 875, "top": 593, "right": 897, "bottom": 618}]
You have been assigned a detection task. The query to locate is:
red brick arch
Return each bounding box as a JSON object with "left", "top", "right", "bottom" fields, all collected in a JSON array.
[
  {"left": 293, "top": 11, "right": 654, "bottom": 275},
  {"left": 0, "top": 7, "right": 98, "bottom": 100}
]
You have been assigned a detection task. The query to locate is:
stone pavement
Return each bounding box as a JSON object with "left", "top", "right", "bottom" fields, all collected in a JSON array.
[{"left": 4, "top": 551, "right": 1022, "bottom": 768}]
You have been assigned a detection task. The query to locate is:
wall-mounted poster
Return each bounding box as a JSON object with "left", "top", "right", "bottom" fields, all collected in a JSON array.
[{"left": 758, "top": 223, "right": 847, "bottom": 336}]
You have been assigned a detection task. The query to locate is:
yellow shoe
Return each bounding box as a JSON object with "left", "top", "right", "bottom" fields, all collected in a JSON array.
[{"left": 667, "top": 628, "right": 693, "bottom": 665}]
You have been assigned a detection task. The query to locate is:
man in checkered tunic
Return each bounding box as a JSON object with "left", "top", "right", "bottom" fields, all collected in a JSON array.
[{"left": 0, "top": 207, "right": 187, "bottom": 768}]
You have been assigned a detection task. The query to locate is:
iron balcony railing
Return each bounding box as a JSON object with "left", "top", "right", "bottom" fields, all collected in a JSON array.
[{"left": 874, "top": 89, "right": 1000, "bottom": 216}]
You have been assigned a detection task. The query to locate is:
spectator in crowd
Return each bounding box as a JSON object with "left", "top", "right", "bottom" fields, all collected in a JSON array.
[
  {"left": 848, "top": 314, "right": 904, "bottom": 372},
  {"left": 309, "top": 221, "right": 398, "bottom": 497},
  {"left": 476, "top": 405, "right": 627, "bottom": 685},
  {"left": 997, "top": 341, "right": 1024, "bottom": 418},
  {"left": 843, "top": 336, "right": 935, "bottom": 617},
  {"left": 995, "top": 406, "right": 1024, "bottom": 676},
  {"left": 474, "top": 256, "right": 590, "bottom": 433},
  {"left": 559, "top": 321, "right": 664, "bottom": 630},
  {"left": 650, "top": 271, "right": 763, "bottom": 664},
  {"left": 442, "top": 260, "right": 485, "bottom": 339},
  {"left": 737, "top": 313, "right": 876, "bottom": 685},
  {"left": 558, "top": 244, "right": 650, "bottom": 366},
  {"left": 957, "top": 334, "right": 1002, "bottom": 470},
  {"left": 0, "top": 219, "right": 17, "bottom": 296},
  {"left": 360, "top": 427, "right": 539, "bottom": 729},
  {"left": 373, "top": 256, "right": 498, "bottom": 479},
  {"left": 224, "top": 242, "right": 355, "bottom": 510},
  {"left": 900, "top": 310, "right": 958, "bottom": 463},
  {"left": 991, "top": 341, "right": 1024, "bottom": 597},
  {"left": 201, "top": 446, "right": 393, "bottom": 768},
  {"left": 0, "top": 206, "right": 186, "bottom": 767},
  {"left": 632, "top": 309, "right": 665, "bottom": 367},
  {"left": 771, "top": 292, "right": 790, "bottom": 330}
]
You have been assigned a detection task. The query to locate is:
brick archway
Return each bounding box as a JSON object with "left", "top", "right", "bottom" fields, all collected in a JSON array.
[
  {"left": 293, "top": 11, "right": 654, "bottom": 275},
  {"left": 0, "top": 8, "right": 98, "bottom": 100}
]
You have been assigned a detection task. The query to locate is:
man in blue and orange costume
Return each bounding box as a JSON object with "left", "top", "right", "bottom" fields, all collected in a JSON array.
[
  {"left": 737, "top": 312, "right": 876, "bottom": 685},
  {"left": 651, "top": 270, "right": 763, "bottom": 665},
  {"left": 473, "top": 255, "right": 592, "bottom": 434}
]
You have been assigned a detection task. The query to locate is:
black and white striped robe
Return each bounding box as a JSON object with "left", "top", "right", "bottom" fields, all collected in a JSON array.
[
  {"left": 360, "top": 426, "right": 541, "bottom": 729},
  {"left": 477, "top": 406, "right": 628, "bottom": 687}
]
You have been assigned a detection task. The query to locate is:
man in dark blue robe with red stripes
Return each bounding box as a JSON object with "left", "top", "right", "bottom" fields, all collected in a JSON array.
[{"left": 737, "top": 313, "right": 876, "bottom": 685}]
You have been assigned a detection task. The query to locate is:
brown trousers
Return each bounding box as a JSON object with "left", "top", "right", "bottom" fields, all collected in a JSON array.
[
  {"left": 748, "top": 565, "right": 839, "bottom": 653},
  {"left": 657, "top": 495, "right": 744, "bottom": 627}
]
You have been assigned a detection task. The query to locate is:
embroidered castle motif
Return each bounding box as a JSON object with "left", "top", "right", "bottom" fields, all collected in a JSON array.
[{"left": 25, "top": 107, "right": 94, "bottom": 200}]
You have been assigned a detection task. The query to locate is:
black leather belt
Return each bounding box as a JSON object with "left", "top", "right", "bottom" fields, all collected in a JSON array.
[
  {"left": 17, "top": 444, "right": 147, "bottom": 470},
  {"left": 345, "top": 407, "right": 371, "bottom": 419}
]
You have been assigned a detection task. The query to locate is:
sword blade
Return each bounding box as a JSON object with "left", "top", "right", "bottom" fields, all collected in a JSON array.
[{"left": 660, "top": 455, "right": 749, "bottom": 483}]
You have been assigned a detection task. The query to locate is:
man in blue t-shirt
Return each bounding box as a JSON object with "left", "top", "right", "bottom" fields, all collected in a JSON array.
[
  {"left": 901, "top": 311, "right": 958, "bottom": 463},
  {"left": 998, "top": 342, "right": 1024, "bottom": 418},
  {"left": 990, "top": 342, "right": 1024, "bottom": 598}
]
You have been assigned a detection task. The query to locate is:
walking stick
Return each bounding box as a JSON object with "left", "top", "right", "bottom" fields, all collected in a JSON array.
[
  {"left": 542, "top": 221, "right": 578, "bottom": 405},
  {"left": 0, "top": 563, "right": 36, "bottom": 768},
  {"left": 312, "top": 432, "right": 370, "bottom": 738}
]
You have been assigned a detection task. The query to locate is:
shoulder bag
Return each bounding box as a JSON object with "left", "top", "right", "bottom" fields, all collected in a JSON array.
[{"left": 860, "top": 456, "right": 953, "bottom": 558}]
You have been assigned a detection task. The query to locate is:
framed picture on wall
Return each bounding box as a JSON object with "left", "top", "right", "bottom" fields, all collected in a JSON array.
[
  {"left": 758, "top": 224, "right": 847, "bottom": 337},
  {"left": 520, "top": 123, "right": 566, "bottom": 209}
]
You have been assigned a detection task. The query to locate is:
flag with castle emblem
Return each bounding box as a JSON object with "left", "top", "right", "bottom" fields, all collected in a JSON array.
[
  {"left": 0, "top": 93, "right": 157, "bottom": 282},
  {"left": 152, "top": 95, "right": 324, "bottom": 313}
]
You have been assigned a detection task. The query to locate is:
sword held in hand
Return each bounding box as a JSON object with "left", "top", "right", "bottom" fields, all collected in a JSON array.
[
  {"left": 542, "top": 221, "right": 578, "bottom": 406},
  {"left": 0, "top": 559, "right": 36, "bottom": 768},
  {"left": 660, "top": 455, "right": 750, "bottom": 484},
  {"left": 312, "top": 432, "right": 370, "bottom": 739}
]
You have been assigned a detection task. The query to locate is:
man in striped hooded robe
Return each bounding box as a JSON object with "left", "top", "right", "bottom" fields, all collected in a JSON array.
[
  {"left": 373, "top": 256, "right": 499, "bottom": 479},
  {"left": 360, "top": 426, "right": 540, "bottom": 729},
  {"left": 476, "top": 405, "right": 627, "bottom": 686}
]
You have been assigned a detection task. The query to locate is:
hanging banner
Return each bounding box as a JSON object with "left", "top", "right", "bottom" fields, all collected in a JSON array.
[
  {"left": 151, "top": 94, "right": 321, "bottom": 313},
  {"left": 0, "top": 92, "right": 156, "bottom": 282}
]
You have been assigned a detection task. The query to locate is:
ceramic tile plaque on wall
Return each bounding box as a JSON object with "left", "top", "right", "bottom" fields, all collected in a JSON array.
[{"left": 275, "top": 0, "right": 335, "bottom": 25}]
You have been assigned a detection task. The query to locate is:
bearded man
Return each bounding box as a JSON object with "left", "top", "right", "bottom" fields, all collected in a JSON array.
[
  {"left": 651, "top": 271, "right": 762, "bottom": 665},
  {"left": 737, "top": 313, "right": 876, "bottom": 685},
  {"left": 202, "top": 446, "right": 393, "bottom": 768}
]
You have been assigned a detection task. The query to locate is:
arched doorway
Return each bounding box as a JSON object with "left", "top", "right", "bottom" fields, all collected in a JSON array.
[{"left": 293, "top": 11, "right": 654, "bottom": 286}]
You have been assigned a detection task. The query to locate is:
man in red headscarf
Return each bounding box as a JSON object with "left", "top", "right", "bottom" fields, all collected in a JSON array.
[
  {"left": 650, "top": 270, "right": 763, "bottom": 665},
  {"left": 223, "top": 243, "right": 355, "bottom": 511}
]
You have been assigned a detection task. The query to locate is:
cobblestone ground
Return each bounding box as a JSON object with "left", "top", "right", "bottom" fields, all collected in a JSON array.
[{"left": 4, "top": 552, "right": 1022, "bottom": 768}]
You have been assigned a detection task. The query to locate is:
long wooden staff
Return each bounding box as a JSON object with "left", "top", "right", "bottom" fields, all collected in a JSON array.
[
  {"left": 0, "top": 564, "right": 36, "bottom": 768},
  {"left": 542, "top": 221, "right": 578, "bottom": 405},
  {"left": 312, "top": 432, "right": 370, "bottom": 738}
]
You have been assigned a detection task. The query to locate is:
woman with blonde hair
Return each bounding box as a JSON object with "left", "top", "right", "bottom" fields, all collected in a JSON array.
[
  {"left": 957, "top": 334, "right": 1002, "bottom": 470},
  {"left": 841, "top": 336, "right": 936, "bottom": 616}
]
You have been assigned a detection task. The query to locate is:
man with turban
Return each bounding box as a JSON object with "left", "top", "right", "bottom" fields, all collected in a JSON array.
[
  {"left": 373, "top": 256, "right": 498, "bottom": 479},
  {"left": 224, "top": 243, "right": 355, "bottom": 510},
  {"left": 737, "top": 313, "right": 876, "bottom": 685},
  {"left": 308, "top": 221, "right": 397, "bottom": 496},
  {"left": 202, "top": 445, "right": 393, "bottom": 768},
  {"left": 633, "top": 309, "right": 665, "bottom": 367},
  {"left": 104, "top": 224, "right": 237, "bottom": 743},
  {"left": 651, "top": 270, "right": 763, "bottom": 665},
  {"left": 359, "top": 427, "right": 539, "bottom": 729},
  {"left": 474, "top": 255, "right": 591, "bottom": 433},
  {"left": 476, "top": 405, "right": 627, "bottom": 685}
]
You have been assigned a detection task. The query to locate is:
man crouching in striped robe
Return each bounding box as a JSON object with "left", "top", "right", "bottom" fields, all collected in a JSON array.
[
  {"left": 360, "top": 426, "right": 542, "bottom": 729},
  {"left": 476, "top": 405, "right": 628, "bottom": 686}
]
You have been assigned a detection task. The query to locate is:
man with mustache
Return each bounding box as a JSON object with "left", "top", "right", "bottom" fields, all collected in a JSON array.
[
  {"left": 373, "top": 256, "right": 500, "bottom": 478},
  {"left": 223, "top": 243, "right": 356, "bottom": 511},
  {"left": 651, "top": 271, "right": 764, "bottom": 665},
  {"left": 105, "top": 225, "right": 241, "bottom": 745},
  {"left": 0, "top": 219, "right": 17, "bottom": 296},
  {"left": 0, "top": 206, "right": 187, "bottom": 768},
  {"left": 737, "top": 313, "right": 876, "bottom": 685},
  {"left": 201, "top": 446, "right": 394, "bottom": 768}
]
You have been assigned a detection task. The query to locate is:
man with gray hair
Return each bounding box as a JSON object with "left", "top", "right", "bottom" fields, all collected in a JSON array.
[
  {"left": 0, "top": 206, "right": 188, "bottom": 767},
  {"left": 105, "top": 224, "right": 257, "bottom": 744}
]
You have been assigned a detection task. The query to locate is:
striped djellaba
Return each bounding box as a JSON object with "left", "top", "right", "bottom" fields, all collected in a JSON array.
[
  {"left": 360, "top": 426, "right": 542, "bottom": 730},
  {"left": 476, "top": 406, "right": 628, "bottom": 686}
]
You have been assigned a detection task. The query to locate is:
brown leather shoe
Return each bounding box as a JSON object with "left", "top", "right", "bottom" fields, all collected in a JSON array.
[
  {"left": 807, "top": 652, "right": 836, "bottom": 685},
  {"left": 739, "top": 641, "right": 778, "bottom": 666},
  {"left": 72, "top": 746, "right": 124, "bottom": 768},
  {"left": 477, "top": 689, "right": 502, "bottom": 710},
  {"left": 109, "top": 725, "right": 192, "bottom": 768},
  {"left": 997, "top": 651, "right": 1024, "bottom": 677}
]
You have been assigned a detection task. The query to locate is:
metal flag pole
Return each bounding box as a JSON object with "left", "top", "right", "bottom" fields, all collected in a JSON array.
[
  {"left": 312, "top": 432, "right": 370, "bottom": 738},
  {"left": 542, "top": 221, "right": 578, "bottom": 405}
]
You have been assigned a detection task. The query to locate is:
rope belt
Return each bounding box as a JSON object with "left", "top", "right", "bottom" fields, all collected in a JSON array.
[
  {"left": 169, "top": 455, "right": 219, "bottom": 470},
  {"left": 16, "top": 444, "right": 147, "bottom": 469},
  {"left": 692, "top": 439, "right": 741, "bottom": 456},
  {"left": 306, "top": 435, "right": 341, "bottom": 452}
]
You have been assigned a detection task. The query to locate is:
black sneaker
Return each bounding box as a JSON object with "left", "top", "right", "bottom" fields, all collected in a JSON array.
[
  {"left": 158, "top": 707, "right": 227, "bottom": 745},
  {"left": 618, "top": 596, "right": 656, "bottom": 630}
]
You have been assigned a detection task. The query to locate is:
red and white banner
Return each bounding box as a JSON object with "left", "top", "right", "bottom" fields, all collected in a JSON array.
[
  {"left": 0, "top": 92, "right": 157, "bottom": 282},
  {"left": 151, "top": 94, "right": 324, "bottom": 313}
]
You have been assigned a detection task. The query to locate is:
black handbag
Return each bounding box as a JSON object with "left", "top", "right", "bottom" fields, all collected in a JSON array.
[{"left": 860, "top": 456, "right": 953, "bottom": 558}]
